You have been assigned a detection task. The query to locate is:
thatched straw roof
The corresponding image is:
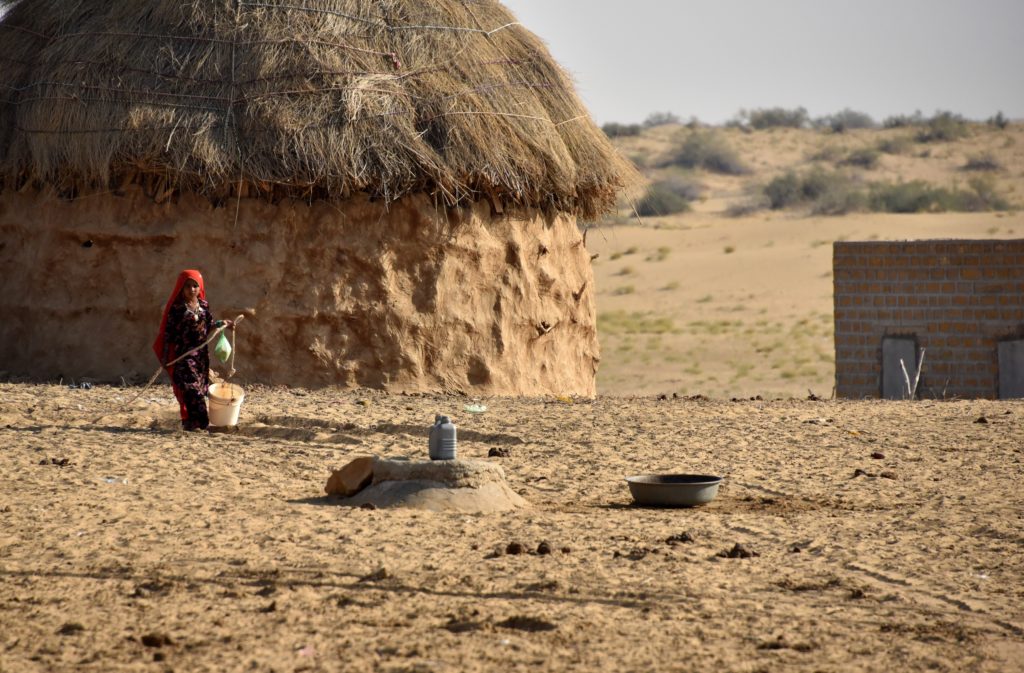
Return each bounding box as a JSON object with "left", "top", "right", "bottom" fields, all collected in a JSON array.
[{"left": 0, "top": 0, "right": 635, "bottom": 218}]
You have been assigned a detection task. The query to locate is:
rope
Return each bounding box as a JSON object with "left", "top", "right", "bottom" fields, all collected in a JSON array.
[
  {"left": 92, "top": 314, "right": 245, "bottom": 424},
  {"left": 227, "top": 320, "right": 238, "bottom": 379}
]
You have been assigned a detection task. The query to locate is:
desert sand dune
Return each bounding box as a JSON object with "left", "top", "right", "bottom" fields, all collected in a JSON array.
[{"left": 591, "top": 123, "right": 1024, "bottom": 398}]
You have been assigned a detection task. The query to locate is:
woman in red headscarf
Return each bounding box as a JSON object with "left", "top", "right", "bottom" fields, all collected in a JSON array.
[{"left": 153, "top": 270, "right": 232, "bottom": 431}]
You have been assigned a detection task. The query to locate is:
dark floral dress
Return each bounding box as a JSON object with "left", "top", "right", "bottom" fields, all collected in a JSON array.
[{"left": 162, "top": 299, "right": 215, "bottom": 430}]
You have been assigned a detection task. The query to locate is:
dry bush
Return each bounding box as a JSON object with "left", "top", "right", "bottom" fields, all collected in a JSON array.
[
  {"left": 764, "top": 169, "right": 864, "bottom": 215},
  {"left": 987, "top": 111, "right": 1009, "bottom": 130},
  {"left": 961, "top": 153, "right": 1002, "bottom": 171},
  {"left": 868, "top": 176, "right": 1011, "bottom": 213},
  {"left": 642, "top": 111, "right": 681, "bottom": 128},
  {"left": 659, "top": 131, "right": 748, "bottom": 175},
  {"left": 876, "top": 136, "right": 913, "bottom": 155},
  {"left": 603, "top": 122, "right": 642, "bottom": 138},
  {"left": 740, "top": 107, "right": 810, "bottom": 130},
  {"left": 915, "top": 111, "right": 969, "bottom": 143},
  {"left": 814, "top": 109, "right": 877, "bottom": 133},
  {"left": 840, "top": 148, "right": 881, "bottom": 169}
]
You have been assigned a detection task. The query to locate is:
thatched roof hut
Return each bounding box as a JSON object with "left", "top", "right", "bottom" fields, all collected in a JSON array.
[{"left": 0, "top": 0, "right": 635, "bottom": 394}]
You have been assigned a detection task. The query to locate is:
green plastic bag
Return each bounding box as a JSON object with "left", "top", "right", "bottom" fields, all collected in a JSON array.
[{"left": 213, "top": 331, "right": 232, "bottom": 363}]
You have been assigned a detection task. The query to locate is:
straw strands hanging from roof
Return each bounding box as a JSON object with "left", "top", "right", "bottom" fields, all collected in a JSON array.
[{"left": 0, "top": 0, "right": 635, "bottom": 218}]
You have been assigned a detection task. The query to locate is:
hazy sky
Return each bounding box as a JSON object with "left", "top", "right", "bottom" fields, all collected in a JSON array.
[{"left": 502, "top": 0, "right": 1024, "bottom": 125}]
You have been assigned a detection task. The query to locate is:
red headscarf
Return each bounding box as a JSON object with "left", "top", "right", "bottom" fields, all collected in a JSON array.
[{"left": 153, "top": 269, "right": 206, "bottom": 369}]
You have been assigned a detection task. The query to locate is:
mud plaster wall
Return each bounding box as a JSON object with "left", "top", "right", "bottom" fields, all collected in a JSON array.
[
  {"left": 0, "top": 187, "right": 599, "bottom": 395},
  {"left": 833, "top": 239, "right": 1024, "bottom": 399}
]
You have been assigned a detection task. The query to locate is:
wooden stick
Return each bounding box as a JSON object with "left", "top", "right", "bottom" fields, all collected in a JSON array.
[
  {"left": 899, "top": 348, "right": 926, "bottom": 400},
  {"left": 899, "top": 358, "right": 913, "bottom": 400},
  {"left": 92, "top": 315, "right": 245, "bottom": 423},
  {"left": 911, "top": 348, "right": 925, "bottom": 399}
]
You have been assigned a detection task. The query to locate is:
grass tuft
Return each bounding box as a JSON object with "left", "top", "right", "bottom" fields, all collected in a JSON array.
[
  {"left": 647, "top": 246, "right": 672, "bottom": 262},
  {"left": 599, "top": 311, "right": 677, "bottom": 334}
]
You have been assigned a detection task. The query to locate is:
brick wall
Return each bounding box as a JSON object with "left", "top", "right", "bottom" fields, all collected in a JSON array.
[{"left": 833, "top": 240, "right": 1024, "bottom": 399}]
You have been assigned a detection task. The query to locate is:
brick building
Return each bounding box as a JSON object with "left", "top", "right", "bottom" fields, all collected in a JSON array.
[{"left": 833, "top": 240, "right": 1024, "bottom": 399}]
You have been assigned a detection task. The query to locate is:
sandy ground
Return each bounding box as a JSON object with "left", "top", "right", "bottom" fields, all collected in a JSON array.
[{"left": 2, "top": 383, "right": 1022, "bottom": 672}]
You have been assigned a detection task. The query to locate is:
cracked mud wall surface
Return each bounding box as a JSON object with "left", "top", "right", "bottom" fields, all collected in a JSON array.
[{"left": 0, "top": 187, "right": 598, "bottom": 394}]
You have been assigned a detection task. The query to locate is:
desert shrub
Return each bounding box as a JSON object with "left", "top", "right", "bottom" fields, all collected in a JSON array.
[
  {"left": 868, "top": 181, "right": 942, "bottom": 212},
  {"left": 764, "top": 169, "right": 863, "bottom": 214},
  {"left": 809, "top": 144, "right": 844, "bottom": 162},
  {"left": 815, "top": 108, "right": 876, "bottom": 133},
  {"left": 764, "top": 172, "right": 803, "bottom": 209},
  {"left": 762, "top": 154, "right": 1013, "bottom": 215},
  {"left": 723, "top": 116, "right": 749, "bottom": 131},
  {"left": 657, "top": 175, "right": 704, "bottom": 201},
  {"left": 643, "top": 111, "right": 681, "bottom": 128},
  {"left": 962, "top": 153, "right": 1001, "bottom": 171},
  {"left": 810, "top": 182, "right": 866, "bottom": 215},
  {"left": 883, "top": 111, "right": 925, "bottom": 128},
  {"left": 602, "top": 122, "right": 642, "bottom": 138},
  {"left": 916, "top": 111, "right": 968, "bottom": 142},
  {"left": 800, "top": 170, "right": 863, "bottom": 214},
  {"left": 726, "top": 195, "right": 770, "bottom": 217},
  {"left": 866, "top": 177, "right": 1009, "bottom": 213},
  {"left": 634, "top": 179, "right": 693, "bottom": 216},
  {"left": 987, "top": 111, "right": 1009, "bottom": 130},
  {"left": 880, "top": 109, "right": 969, "bottom": 141},
  {"left": 840, "top": 148, "right": 880, "bottom": 169},
  {"left": 742, "top": 106, "right": 809, "bottom": 129},
  {"left": 876, "top": 136, "right": 912, "bottom": 154},
  {"left": 660, "top": 131, "right": 748, "bottom": 175},
  {"left": 961, "top": 175, "right": 1011, "bottom": 210}
]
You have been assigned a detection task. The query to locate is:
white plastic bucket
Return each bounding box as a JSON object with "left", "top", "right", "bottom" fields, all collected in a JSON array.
[{"left": 208, "top": 382, "right": 244, "bottom": 427}]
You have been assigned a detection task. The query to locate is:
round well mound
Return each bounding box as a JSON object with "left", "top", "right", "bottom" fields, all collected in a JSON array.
[{"left": 342, "top": 458, "right": 528, "bottom": 512}]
